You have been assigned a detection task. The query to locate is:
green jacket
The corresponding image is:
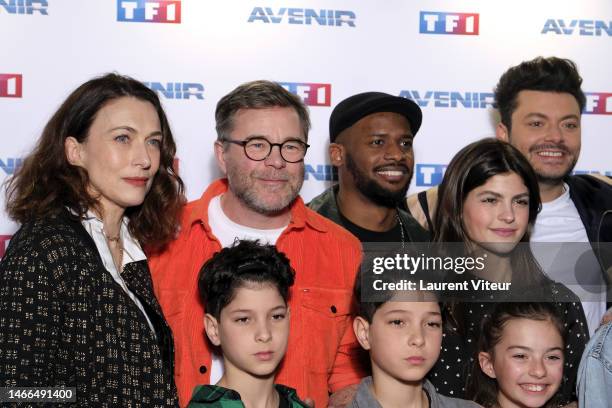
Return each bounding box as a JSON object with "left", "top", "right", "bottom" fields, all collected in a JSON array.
[
  {"left": 188, "top": 384, "right": 310, "bottom": 408},
  {"left": 308, "top": 185, "right": 430, "bottom": 242}
]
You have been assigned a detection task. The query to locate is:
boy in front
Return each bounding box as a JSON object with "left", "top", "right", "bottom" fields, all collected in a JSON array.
[
  {"left": 351, "top": 276, "right": 479, "bottom": 408},
  {"left": 188, "top": 240, "right": 308, "bottom": 408}
]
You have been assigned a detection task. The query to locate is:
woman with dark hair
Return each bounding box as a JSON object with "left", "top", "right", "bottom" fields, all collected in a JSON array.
[
  {"left": 468, "top": 302, "right": 567, "bottom": 408},
  {"left": 0, "top": 73, "right": 184, "bottom": 406},
  {"left": 433, "top": 137, "right": 543, "bottom": 288},
  {"left": 425, "top": 138, "right": 588, "bottom": 406}
]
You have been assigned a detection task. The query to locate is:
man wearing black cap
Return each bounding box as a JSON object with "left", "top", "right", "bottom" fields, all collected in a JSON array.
[{"left": 309, "top": 92, "right": 429, "bottom": 243}]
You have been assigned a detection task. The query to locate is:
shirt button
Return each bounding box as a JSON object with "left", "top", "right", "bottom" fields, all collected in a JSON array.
[
  {"left": 330, "top": 305, "right": 337, "bottom": 314},
  {"left": 199, "top": 365, "right": 207, "bottom": 374}
]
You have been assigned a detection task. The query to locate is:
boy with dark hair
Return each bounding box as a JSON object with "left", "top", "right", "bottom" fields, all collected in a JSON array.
[
  {"left": 188, "top": 240, "right": 308, "bottom": 408},
  {"left": 350, "top": 274, "right": 479, "bottom": 408}
]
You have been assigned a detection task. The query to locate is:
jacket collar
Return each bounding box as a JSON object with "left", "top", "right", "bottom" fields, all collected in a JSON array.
[
  {"left": 307, "top": 185, "right": 343, "bottom": 225},
  {"left": 353, "top": 377, "right": 444, "bottom": 408},
  {"left": 352, "top": 376, "right": 382, "bottom": 408},
  {"left": 187, "top": 179, "right": 328, "bottom": 234},
  {"left": 309, "top": 184, "right": 429, "bottom": 242},
  {"left": 189, "top": 383, "right": 303, "bottom": 405},
  {"left": 565, "top": 174, "right": 612, "bottom": 243}
]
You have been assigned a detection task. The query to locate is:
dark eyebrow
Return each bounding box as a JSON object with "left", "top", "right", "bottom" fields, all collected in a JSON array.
[
  {"left": 383, "top": 309, "right": 441, "bottom": 316},
  {"left": 110, "top": 126, "right": 136, "bottom": 133},
  {"left": 245, "top": 135, "right": 305, "bottom": 143},
  {"left": 369, "top": 132, "right": 414, "bottom": 138},
  {"left": 560, "top": 114, "right": 580, "bottom": 121},
  {"left": 383, "top": 309, "right": 409, "bottom": 315},
  {"left": 524, "top": 113, "right": 548, "bottom": 120},
  {"left": 525, "top": 112, "right": 580, "bottom": 122},
  {"left": 476, "top": 191, "right": 502, "bottom": 198},
  {"left": 476, "top": 191, "right": 529, "bottom": 199},
  {"left": 507, "top": 345, "right": 564, "bottom": 353},
  {"left": 109, "top": 126, "right": 162, "bottom": 137},
  {"left": 228, "top": 305, "right": 287, "bottom": 314},
  {"left": 507, "top": 345, "right": 531, "bottom": 352},
  {"left": 228, "top": 309, "right": 253, "bottom": 314}
]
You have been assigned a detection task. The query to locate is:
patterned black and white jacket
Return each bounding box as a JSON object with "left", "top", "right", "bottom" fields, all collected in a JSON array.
[{"left": 0, "top": 211, "right": 178, "bottom": 407}]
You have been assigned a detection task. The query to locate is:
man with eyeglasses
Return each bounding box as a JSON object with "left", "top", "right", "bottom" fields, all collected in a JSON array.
[
  {"left": 149, "top": 80, "right": 365, "bottom": 407},
  {"left": 309, "top": 92, "right": 429, "bottom": 244}
]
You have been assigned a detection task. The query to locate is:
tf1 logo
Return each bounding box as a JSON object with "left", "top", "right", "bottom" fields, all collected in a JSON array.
[
  {"left": 584, "top": 93, "right": 612, "bottom": 115},
  {"left": 0, "top": 74, "right": 22, "bottom": 98},
  {"left": 416, "top": 164, "right": 447, "bottom": 187},
  {"left": 279, "top": 82, "right": 331, "bottom": 107},
  {"left": 117, "top": 0, "right": 181, "bottom": 23},
  {"left": 419, "top": 11, "right": 479, "bottom": 35}
]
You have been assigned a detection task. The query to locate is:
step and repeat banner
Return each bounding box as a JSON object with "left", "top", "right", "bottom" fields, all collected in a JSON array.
[{"left": 1, "top": 0, "right": 611, "bottom": 254}]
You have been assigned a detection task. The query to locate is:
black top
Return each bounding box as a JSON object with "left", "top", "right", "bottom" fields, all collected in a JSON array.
[
  {"left": 338, "top": 209, "right": 404, "bottom": 243},
  {"left": 308, "top": 185, "right": 430, "bottom": 243}
]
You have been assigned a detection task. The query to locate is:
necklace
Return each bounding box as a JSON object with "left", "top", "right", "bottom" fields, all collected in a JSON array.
[
  {"left": 102, "top": 226, "right": 121, "bottom": 243},
  {"left": 396, "top": 211, "right": 406, "bottom": 248},
  {"left": 104, "top": 233, "right": 121, "bottom": 243},
  {"left": 103, "top": 229, "right": 123, "bottom": 253},
  {"left": 101, "top": 227, "right": 124, "bottom": 273},
  {"left": 103, "top": 232, "right": 123, "bottom": 252}
]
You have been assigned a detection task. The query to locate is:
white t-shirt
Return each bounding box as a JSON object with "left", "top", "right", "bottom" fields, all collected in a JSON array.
[
  {"left": 206, "top": 195, "right": 287, "bottom": 383},
  {"left": 208, "top": 195, "right": 286, "bottom": 247},
  {"left": 531, "top": 183, "right": 606, "bottom": 335}
]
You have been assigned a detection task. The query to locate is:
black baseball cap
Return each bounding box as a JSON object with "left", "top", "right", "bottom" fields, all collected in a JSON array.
[{"left": 329, "top": 92, "right": 422, "bottom": 142}]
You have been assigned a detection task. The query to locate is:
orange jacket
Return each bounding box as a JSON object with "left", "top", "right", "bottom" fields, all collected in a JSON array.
[{"left": 149, "top": 179, "right": 365, "bottom": 407}]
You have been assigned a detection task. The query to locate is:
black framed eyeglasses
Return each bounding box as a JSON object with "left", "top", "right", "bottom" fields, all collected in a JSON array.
[{"left": 223, "top": 137, "right": 310, "bottom": 163}]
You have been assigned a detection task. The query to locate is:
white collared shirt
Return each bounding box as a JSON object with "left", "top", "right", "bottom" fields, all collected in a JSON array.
[{"left": 81, "top": 212, "right": 155, "bottom": 333}]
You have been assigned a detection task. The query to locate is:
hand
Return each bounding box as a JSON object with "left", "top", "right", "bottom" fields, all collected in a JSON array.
[
  {"left": 601, "top": 307, "right": 612, "bottom": 326},
  {"left": 327, "top": 384, "right": 359, "bottom": 408},
  {"left": 303, "top": 398, "right": 315, "bottom": 408}
]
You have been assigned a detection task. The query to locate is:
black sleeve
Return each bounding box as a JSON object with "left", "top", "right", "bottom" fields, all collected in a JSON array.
[
  {"left": 0, "top": 234, "right": 63, "bottom": 388},
  {"left": 557, "top": 301, "right": 589, "bottom": 404},
  {"left": 417, "top": 190, "right": 435, "bottom": 233}
]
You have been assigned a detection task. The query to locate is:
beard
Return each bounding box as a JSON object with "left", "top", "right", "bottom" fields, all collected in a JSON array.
[
  {"left": 533, "top": 159, "right": 578, "bottom": 186},
  {"left": 345, "top": 153, "right": 411, "bottom": 209},
  {"left": 528, "top": 143, "right": 578, "bottom": 186},
  {"left": 226, "top": 163, "right": 304, "bottom": 216}
]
